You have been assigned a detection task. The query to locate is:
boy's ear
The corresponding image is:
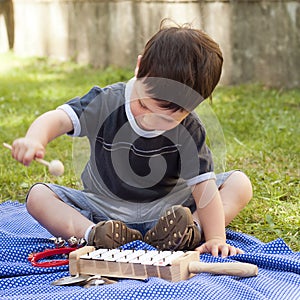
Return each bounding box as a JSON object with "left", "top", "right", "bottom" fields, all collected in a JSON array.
[{"left": 134, "top": 55, "right": 142, "bottom": 77}]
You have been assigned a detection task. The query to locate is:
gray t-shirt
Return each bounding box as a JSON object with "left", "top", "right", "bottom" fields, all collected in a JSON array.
[{"left": 57, "top": 78, "right": 215, "bottom": 223}]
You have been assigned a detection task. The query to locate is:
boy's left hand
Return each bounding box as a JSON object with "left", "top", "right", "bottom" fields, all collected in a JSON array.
[{"left": 195, "top": 238, "right": 244, "bottom": 258}]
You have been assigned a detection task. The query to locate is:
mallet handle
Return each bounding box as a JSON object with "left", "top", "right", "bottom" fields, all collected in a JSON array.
[
  {"left": 188, "top": 261, "right": 258, "bottom": 277},
  {"left": 3, "top": 142, "right": 50, "bottom": 167}
]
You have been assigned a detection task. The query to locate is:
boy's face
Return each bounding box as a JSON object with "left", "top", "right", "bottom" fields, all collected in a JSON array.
[{"left": 130, "top": 98, "right": 189, "bottom": 131}]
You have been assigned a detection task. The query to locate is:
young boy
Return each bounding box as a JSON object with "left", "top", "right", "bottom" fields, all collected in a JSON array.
[{"left": 10, "top": 21, "right": 252, "bottom": 257}]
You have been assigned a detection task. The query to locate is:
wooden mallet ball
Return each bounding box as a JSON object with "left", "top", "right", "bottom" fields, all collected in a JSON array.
[
  {"left": 42, "top": 159, "right": 64, "bottom": 177},
  {"left": 3, "top": 143, "right": 64, "bottom": 177}
]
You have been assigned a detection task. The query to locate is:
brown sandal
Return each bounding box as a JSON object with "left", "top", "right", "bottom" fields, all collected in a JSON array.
[
  {"left": 88, "top": 220, "right": 143, "bottom": 249},
  {"left": 144, "top": 205, "right": 201, "bottom": 251}
]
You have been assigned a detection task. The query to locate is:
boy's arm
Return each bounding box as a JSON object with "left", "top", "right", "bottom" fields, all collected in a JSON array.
[
  {"left": 192, "top": 179, "right": 244, "bottom": 257},
  {"left": 11, "top": 109, "right": 73, "bottom": 166}
]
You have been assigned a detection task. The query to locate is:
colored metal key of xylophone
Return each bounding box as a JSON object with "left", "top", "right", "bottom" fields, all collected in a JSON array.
[{"left": 69, "top": 247, "right": 258, "bottom": 282}]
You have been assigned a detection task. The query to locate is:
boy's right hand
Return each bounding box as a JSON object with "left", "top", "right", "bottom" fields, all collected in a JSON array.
[{"left": 11, "top": 138, "right": 45, "bottom": 166}]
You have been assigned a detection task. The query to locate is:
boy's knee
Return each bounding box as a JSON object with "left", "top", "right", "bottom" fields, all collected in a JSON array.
[
  {"left": 232, "top": 171, "right": 253, "bottom": 203},
  {"left": 26, "top": 184, "right": 49, "bottom": 213},
  {"left": 222, "top": 171, "right": 253, "bottom": 205}
]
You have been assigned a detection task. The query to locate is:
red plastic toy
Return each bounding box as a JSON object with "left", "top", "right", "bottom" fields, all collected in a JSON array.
[{"left": 28, "top": 247, "right": 77, "bottom": 267}]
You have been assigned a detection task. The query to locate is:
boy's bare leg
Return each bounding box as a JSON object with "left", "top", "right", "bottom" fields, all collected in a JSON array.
[
  {"left": 26, "top": 184, "right": 94, "bottom": 239},
  {"left": 220, "top": 171, "right": 252, "bottom": 226},
  {"left": 193, "top": 171, "right": 253, "bottom": 226}
]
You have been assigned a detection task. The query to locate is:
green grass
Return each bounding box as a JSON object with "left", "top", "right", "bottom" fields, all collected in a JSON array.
[
  {"left": 0, "top": 52, "right": 299, "bottom": 251},
  {"left": 209, "top": 86, "right": 299, "bottom": 251}
]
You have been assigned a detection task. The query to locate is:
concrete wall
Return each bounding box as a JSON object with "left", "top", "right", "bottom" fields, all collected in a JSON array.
[{"left": 1, "top": 0, "right": 299, "bottom": 88}]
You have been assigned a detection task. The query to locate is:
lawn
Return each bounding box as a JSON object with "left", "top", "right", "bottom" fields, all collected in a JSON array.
[{"left": 0, "top": 52, "right": 299, "bottom": 251}]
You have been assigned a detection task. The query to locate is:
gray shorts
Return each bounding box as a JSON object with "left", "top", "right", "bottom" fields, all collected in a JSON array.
[{"left": 35, "top": 171, "right": 236, "bottom": 235}]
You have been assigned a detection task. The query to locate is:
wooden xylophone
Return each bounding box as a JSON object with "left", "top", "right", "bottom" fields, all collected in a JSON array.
[{"left": 69, "top": 246, "right": 258, "bottom": 282}]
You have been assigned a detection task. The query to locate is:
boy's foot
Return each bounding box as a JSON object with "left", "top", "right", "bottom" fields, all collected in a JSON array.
[
  {"left": 144, "top": 205, "right": 202, "bottom": 251},
  {"left": 88, "top": 220, "right": 143, "bottom": 249}
]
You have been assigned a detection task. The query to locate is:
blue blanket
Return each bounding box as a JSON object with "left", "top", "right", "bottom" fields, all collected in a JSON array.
[{"left": 0, "top": 201, "right": 299, "bottom": 299}]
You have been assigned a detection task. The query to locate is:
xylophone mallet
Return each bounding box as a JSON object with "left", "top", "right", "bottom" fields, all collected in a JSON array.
[
  {"left": 188, "top": 260, "right": 258, "bottom": 277},
  {"left": 3, "top": 142, "right": 64, "bottom": 176}
]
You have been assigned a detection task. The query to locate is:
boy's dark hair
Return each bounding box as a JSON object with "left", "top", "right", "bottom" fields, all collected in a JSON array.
[{"left": 136, "top": 19, "right": 223, "bottom": 111}]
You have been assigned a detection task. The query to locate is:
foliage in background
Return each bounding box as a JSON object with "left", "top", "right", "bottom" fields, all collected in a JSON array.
[{"left": 0, "top": 53, "right": 299, "bottom": 251}]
